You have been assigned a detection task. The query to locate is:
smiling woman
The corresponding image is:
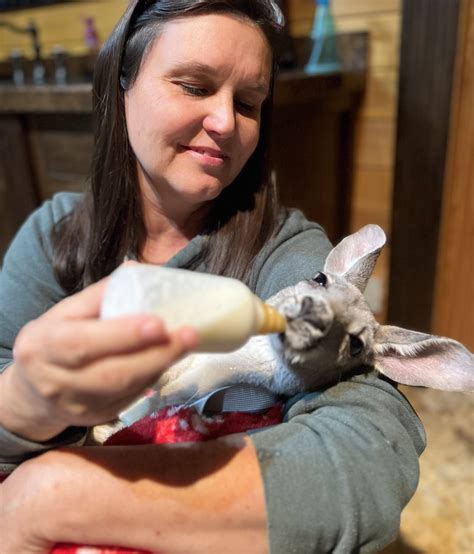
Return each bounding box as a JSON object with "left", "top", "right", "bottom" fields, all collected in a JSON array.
[
  {"left": 123, "top": 14, "right": 272, "bottom": 258},
  {"left": 51, "top": 0, "right": 285, "bottom": 290}
]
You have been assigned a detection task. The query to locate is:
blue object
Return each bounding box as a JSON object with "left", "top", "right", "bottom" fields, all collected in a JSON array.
[{"left": 305, "top": 0, "right": 340, "bottom": 74}]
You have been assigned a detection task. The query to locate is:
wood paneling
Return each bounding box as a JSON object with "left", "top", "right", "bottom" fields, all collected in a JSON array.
[
  {"left": 288, "top": 0, "right": 400, "bottom": 23},
  {"left": 0, "top": 0, "right": 126, "bottom": 59},
  {"left": 335, "top": 14, "right": 400, "bottom": 69},
  {"left": 388, "top": 0, "right": 461, "bottom": 332},
  {"left": 27, "top": 113, "right": 93, "bottom": 199},
  {"left": 353, "top": 118, "right": 395, "bottom": 168},
  {"left": 352, "top": 167, "right": 392, "bottom": 225},
  {"left": 272, "top": 102, "right": 360, "bottom": 242},
  {"left": 359, "top": 68, "right": 398, "bottom": 120},
  {"left": 289, "top": 4, "right": 401, "bottom": 72},
  {"left": 332, "top": 0, "right": 401, "bottom": 17},
  {"left": 432, "top": 0, "right": 474, "bottom": 349},
  {"left": 287, "top": 0, "right": 401, "bottom": 321}
]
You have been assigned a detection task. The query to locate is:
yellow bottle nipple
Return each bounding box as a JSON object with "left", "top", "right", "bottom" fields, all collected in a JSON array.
[{"left": 258, "top": 302, "right": 287, "bottom": 334}]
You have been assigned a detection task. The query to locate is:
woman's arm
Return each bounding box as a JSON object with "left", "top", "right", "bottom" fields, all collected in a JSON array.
[
  {"left": 0, "top": 434, "right": 268, "bottom": 554},
  {"left": 250, "top": 374, "right": 427, "bottom": 554},
  {"left": 1, "top": 375, "right": 425, "bottom": 554}
]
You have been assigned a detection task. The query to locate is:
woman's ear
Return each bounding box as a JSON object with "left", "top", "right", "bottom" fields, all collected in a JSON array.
[{"left": 374, "top": 325, "right": 474, "bottom": 392}]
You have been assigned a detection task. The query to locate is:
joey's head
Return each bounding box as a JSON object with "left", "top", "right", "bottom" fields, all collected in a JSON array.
[
  {"left": 270, "top": 270, "right": 378, "bottom": 389},
  {"left": 268, "top": 224, "right": 474, "bottom": 394},
  {"left": 266, "top": 224, "right": 386, "bottom": 390}
]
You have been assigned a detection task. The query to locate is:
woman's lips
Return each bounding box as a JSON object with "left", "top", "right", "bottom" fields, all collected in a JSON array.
[{"left": 183, "top": 145, "right": 228, "bottom": 167}]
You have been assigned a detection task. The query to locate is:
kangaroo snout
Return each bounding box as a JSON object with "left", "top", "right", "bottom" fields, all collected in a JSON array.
[
  {"left": 279, "top": 295, "right": 334, "bottom": 352},
  {"left": 284, "top": 295, "right": 333, "bottom": 331},
  {"left": 299, "top": 296, "right": 333, "bottom": 334}
]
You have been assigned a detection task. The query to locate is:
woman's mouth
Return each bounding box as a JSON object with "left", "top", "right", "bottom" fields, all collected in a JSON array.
[{"left": 182, "top": 145, "right": 228, "bottom": 167}]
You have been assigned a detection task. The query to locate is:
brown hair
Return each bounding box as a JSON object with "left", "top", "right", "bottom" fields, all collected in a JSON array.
[{"left": 52, "top": 0, "right": 285, "bottom": 293}]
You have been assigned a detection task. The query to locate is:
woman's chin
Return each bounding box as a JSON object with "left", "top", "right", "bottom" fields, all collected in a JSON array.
[{"left": 179, "top": 182, "right": 229, "bottom": 204}]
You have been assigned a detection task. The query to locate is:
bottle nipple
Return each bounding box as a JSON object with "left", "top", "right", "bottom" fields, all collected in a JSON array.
[{"left": 259, "top": 302, "right": 287, "bottom": 334}]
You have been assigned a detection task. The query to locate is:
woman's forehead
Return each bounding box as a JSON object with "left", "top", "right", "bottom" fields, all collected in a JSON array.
[{"left": 143, "top": 13, "right": 272, "bottom": 85}]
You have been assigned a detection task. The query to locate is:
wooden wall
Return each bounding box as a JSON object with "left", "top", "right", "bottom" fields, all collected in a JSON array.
[
  {"left": 287, "top": 0, "right": 400, "bottom": 227},
  {"left": 0, "top": 0, "right": 126, "bottom": 60},
  {"left": 388, "top": 0, "right": 463, "bottom": 333},
  {"left": 287, "top": 0, "right": 401, "bottom": 316},
  {"left": 432, "top": 0, "right": 474, "bottom": 350}
]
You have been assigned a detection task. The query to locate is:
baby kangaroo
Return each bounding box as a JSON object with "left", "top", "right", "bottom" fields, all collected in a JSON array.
[{"left": 100, "top": 224, "right": 474, "bottom": 435}]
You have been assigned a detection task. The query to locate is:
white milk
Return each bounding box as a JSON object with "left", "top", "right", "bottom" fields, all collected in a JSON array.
[{"left": 101, "top": 265, "right": 286, "bottom": 352}]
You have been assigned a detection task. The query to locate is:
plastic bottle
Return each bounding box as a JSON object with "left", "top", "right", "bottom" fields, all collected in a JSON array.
[
  {"left": 83, "top": 16, "right": 100, "bottom": 54},
  {"left": 101, "top": 265, "right": 287, "bottom": 353},
  {"left": 305, "top": 0, "right": 340, "bottom": 74},
  {"left": 52, "top": 45, "right": 67, "bottom": 85},
  {"left": 9, "top": 48, "right": 25, "bottom": 86}
]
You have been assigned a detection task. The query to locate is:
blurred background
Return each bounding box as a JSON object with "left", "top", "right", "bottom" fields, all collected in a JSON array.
[{"left": 0, "top": 1, "right": 472, "bottom": 552}]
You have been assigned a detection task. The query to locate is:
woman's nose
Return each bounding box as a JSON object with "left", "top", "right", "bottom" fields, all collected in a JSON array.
[{"left": 202, "top": 95, "right": 236, "bottom": 138}]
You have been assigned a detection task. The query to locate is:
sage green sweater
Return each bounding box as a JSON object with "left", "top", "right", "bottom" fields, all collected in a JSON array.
[{"left": 0, "top": 193, "right": 426, "bottom": 553}]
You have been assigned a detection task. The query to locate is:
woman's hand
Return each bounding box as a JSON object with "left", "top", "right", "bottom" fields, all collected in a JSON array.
[{"left": 0, "top": 279, "right": 199, "bottom": 442}]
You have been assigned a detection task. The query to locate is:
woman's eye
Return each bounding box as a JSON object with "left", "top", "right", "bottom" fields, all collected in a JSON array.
[
  {"left": 236, "top": 100, "right": 257, "bottom": 114},
  {"left": 180, "top": 83, "right": 207, "bottom": 97},
  {"left": 312, "top": 272, "right": 327, "bottom": 287},
  {"left": 349, "top": 335, "right": 364, "bottom": 357}
]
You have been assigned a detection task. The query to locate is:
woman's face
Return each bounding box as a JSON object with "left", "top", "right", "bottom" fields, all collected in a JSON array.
[{"left": 125, "top": 13, "right": 272, "bottom": 214}]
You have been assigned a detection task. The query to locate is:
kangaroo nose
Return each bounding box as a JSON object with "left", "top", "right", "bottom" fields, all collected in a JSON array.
[
  {"left": 297, "top": 295, "right": 333, "bottom": 335},
  {"left": 299, "top": 296, "right": 314, "bottom": 316}
]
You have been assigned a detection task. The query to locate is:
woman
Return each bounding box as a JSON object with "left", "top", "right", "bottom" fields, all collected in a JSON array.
[{"left": 0, "top": 1, "right": 425, "bottom": 552}]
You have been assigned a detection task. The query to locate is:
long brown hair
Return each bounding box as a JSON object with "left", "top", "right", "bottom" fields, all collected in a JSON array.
[{"left": 52, "top": 0, "right": 285, "bottom": 293}]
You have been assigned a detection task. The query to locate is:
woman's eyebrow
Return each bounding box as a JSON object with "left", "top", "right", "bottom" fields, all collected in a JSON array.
[{"left": 168, "top": 61, "right": 269, "bottom": 96}]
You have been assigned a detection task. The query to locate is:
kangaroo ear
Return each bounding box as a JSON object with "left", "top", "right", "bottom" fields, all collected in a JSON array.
[
  {"left": 374, "top": 325, "right": 474, "bottom": 391},
  {"left": 324, "top": 224, "right": 386, "bottom": 292}
]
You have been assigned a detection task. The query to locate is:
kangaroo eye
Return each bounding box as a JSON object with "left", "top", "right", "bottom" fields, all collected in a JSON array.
[
  {"left": 349, "top": 335, "right": 364, "bottom": 357},
  {"left": 312, "top": 272, "right": 327, "bottom": 287}
]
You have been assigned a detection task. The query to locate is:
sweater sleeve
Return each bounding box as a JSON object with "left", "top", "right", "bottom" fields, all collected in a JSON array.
[
  {"left": 0, "top": 193, "right": 87, "bottom": 474},
  {"left": 249, "top": 374, "right": 426, "bottom": 553},
  {"left": 0, "top": 193, "right": 81, "bottom": 371},
  {"left": 246, "top": 210, "right": 426, "bottom": 552}
]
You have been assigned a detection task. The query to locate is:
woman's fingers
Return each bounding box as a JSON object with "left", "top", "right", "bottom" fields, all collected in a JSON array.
[
  {"left": 49, "top": 326, "right": 199, "bottom": 424},
  {"left": 41, "top": 278, "right": 110, "bottom": 322},
  {"left": 20, "top": 314, "right": 172, "bottom": 368}
]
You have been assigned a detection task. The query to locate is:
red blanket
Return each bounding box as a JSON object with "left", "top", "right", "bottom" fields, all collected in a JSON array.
[{"left": 2, "top": 404, "right": 283, "bottom": 554}]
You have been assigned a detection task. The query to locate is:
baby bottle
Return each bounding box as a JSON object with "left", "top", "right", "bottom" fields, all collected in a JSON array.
[{"left": 101, "top": 265, "right": 286, "bottom": 352}]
